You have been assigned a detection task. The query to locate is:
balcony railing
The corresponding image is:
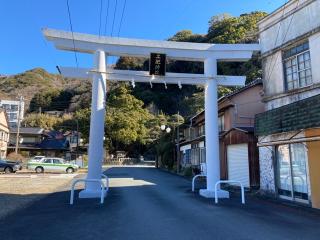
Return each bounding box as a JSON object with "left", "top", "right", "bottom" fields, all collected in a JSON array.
[{"left": 182, "top": 127, "right": 205, "bottom": 142}]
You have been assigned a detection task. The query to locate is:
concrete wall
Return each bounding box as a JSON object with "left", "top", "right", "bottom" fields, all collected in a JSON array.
[
  {"left": 219, "top": 84, "right": 264, "bottom": 129},
  {"left": 261, "top": 51, "right": 285, "bottom": 99},
  {"left": 309, "top": 31, "right": 320, "bottom": 83},
  {"left": 259, "top": 0, "right": 320, "bottom": 54},
  {"left": 230, "top": 84, "right": 264, "bottom": 127},
  {"left": 198, "top": 141, "right": 204, "bottom": 148}
]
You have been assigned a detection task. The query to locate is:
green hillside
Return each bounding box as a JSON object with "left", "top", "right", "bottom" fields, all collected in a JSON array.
[{"left": 0, "top": 68, "right": 83, "bottom": 111}]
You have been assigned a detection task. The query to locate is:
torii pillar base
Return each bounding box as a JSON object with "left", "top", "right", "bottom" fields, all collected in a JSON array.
[
  {"left": 199, "top": 189, "right": 230, "bottom": 199},
  {"left": 79, "top": 190, "right": 107, "bottom": 199}
]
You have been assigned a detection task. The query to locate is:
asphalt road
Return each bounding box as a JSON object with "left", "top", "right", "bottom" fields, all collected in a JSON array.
[{"left": 1, "top": 166, "right": 320, "bottom": 240}]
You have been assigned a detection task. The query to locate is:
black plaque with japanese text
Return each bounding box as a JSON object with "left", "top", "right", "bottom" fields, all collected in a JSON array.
[{"left": 149, "top": 53, "right": 166, "bottom": 76}]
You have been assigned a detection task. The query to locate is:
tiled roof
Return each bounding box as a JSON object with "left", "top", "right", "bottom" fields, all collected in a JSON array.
[{"left": 10, "top": 127, "right": 44, "bottom": 135}]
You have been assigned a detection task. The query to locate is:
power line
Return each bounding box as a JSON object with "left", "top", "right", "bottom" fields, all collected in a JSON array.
[
  {"left": 98, "top": 0, "right": 103, "bottom": 37},
  {"left": 66, "top": 0, "right": 79, "bottom": 68},
  {"left": 104, "top": 0, "right": 110, "bottom": 35},
  {"left": 111, "top": 0, "right": 118, "bottom": 37},
  {"left": 117, "top": 0, "right": 127, "bottom": 37}
]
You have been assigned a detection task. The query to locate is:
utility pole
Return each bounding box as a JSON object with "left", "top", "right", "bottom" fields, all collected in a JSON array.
[
  {"left": 76, "top": 119, "right": 79, "bottom": 160},
  {"left": 176, "top": 111, "right": 180, "bottom": 174},
  {"left": 15, "top": 96, "right": 24, "bottom": 154}
]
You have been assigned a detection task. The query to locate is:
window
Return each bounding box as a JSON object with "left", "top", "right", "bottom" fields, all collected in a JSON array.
[
  {"left": 9, "top": 113, "right": 17, "bottom": 120},
  {"left": 2, "top": 104, "right": 10, "bottom": 111},
  {"left": 276, "top": 143, "right": 309, "bottom": 202},
  {"left": 53, "top": 159, "right": 62, "bottom": 164},
  {"left": 283, "top": 41, "right": 312, "bottom": 91},
  {"left": 199, "top": 124, "right": 205, "bottom": 136},
  {"left": 185, "top": 149, "right": 191, "bottom": 165},
  {"left": 44, "top": 159, "right": 52, "bottom": 164},
  {"left": 218, "top": 115, "right": 225, "bottom": 132},
  {"left": 10, "top": 105, "right": 18, "bottom": 111}
]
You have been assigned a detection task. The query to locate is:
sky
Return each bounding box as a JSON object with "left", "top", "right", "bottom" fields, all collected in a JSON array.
[{"left": 0, "top": 0, "right": 286, "bottom": 75}]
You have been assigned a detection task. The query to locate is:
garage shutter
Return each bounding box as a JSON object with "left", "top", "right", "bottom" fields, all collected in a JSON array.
[{"left": 227, "top": 144, "right": 250, "bottom": 187}]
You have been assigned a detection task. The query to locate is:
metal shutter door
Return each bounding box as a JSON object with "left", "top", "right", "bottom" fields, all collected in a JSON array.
[{"left": 227, "top": 144, "right": 250, "bottom": 187}]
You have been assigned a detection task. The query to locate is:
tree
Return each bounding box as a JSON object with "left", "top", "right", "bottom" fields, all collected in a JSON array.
[
  {"left": 207, "top": 12, "right": 267, "bottom": 83},
  {"left": 74, "top": 108, "right": 91, "bottom": 142},
  {"left": 22, "top": 113, "right": 73, "bottom": 130},
  {"left": 105, "top": 84, "right": 153, "bottom": 149},
  {"left": 168, "top": 30, "right": 205, "bottom": 43},
  {"left": 206, "top": 12, "right": 267, "bottom": 44},
  {"left": 29, "top": 89, "right": 74, "bottom": 112}
]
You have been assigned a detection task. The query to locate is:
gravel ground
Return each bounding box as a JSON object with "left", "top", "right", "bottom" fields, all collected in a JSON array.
[{"left": 0, "top": 172, "right": 84, "bottom": 219}]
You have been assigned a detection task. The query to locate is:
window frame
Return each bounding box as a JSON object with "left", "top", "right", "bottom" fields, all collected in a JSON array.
[
  {"left": 218, "top": 114, "right": 225, "bottom": 132},
  {"left": 283, "top": 41, "right": 312, "bottom": 91}
]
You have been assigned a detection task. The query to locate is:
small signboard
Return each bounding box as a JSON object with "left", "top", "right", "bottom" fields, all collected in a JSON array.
[{"left": 149, "top": 53, "right": 166, "bottom": 76}]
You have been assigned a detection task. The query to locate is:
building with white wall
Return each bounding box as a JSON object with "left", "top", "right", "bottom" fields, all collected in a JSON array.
[
  {"left": 256, "top": 0, "right": 320, "bottom": 209},
  {"left": 0, "top": 99, "right": 24, "bottom": 128},
  {"left": 0, "top": 109, "right": 9, "bottom": 159}
]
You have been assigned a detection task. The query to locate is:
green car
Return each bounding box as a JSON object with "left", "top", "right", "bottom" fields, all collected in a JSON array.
[{"left": 27, "top": 157, "right": 79, "bottom": 174}]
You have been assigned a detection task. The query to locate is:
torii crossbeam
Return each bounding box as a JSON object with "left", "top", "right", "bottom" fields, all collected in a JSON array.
[{"left": 43, "top": 28, "right": 260, "bottom": 200}]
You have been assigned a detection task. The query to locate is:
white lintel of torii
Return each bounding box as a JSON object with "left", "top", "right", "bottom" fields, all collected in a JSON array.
[
  {"left": 43, "top": 28, "right": 259, "bottom": 61},
  {"left": 58, "top": 66, "right": 246, "bottom": 86},
  {"left": 42, "top": 28, "right": 260, "bottom": 201}
]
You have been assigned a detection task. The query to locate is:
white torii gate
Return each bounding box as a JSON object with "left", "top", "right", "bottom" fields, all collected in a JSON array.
[{"left": 43, "top": 28, "right": 259, "bottom": 199}]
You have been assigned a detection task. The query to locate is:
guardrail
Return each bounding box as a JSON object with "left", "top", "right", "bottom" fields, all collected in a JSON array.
[
  {"left": 70, "top": 174, "right": 109, "bottom": 205},
  {"left": 214, "top": 180, "right": 245, "bottom": 204},
  {"left": 192, "top": 174, "right": 206, "bottom": 192},
  {"left": 191, "top": 163, "right": 207, "bottom": 192},
  {"left": 101, "top": 173, "right": 109, "bottom": 192}
]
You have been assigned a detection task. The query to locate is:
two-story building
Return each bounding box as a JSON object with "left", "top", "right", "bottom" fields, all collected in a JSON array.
[
  {"left": 256, "top": 0, "right": 320, "bottom": 209},
  {"left": 0, "top": 109, "right": 10, "bottom": 159},
  {"left": 179, "top": 79, "right": 264, "bottom": 188}
]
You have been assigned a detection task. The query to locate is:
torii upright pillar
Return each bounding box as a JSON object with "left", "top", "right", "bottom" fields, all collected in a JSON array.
[
  {"left": 79, "top": 50, "right": 107, "bottom": 198},
  {"left": 200, "top": 58, "right": 229, "bottom": 198}
]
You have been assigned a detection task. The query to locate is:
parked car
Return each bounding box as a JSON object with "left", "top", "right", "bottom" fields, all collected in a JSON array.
[
  {"left": 27, "top": 157, "right": 79, "bottom": 174},
  {"left": 29, "top": 156, "right": 46, "bottom": 162},
  {"left": 0, "top": 159, "right": 22, "bottom": 173}
]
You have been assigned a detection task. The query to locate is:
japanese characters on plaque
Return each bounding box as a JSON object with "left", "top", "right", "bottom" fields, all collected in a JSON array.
[{"left": 149, "top": 53, "right": 166, "bottom": 76}]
